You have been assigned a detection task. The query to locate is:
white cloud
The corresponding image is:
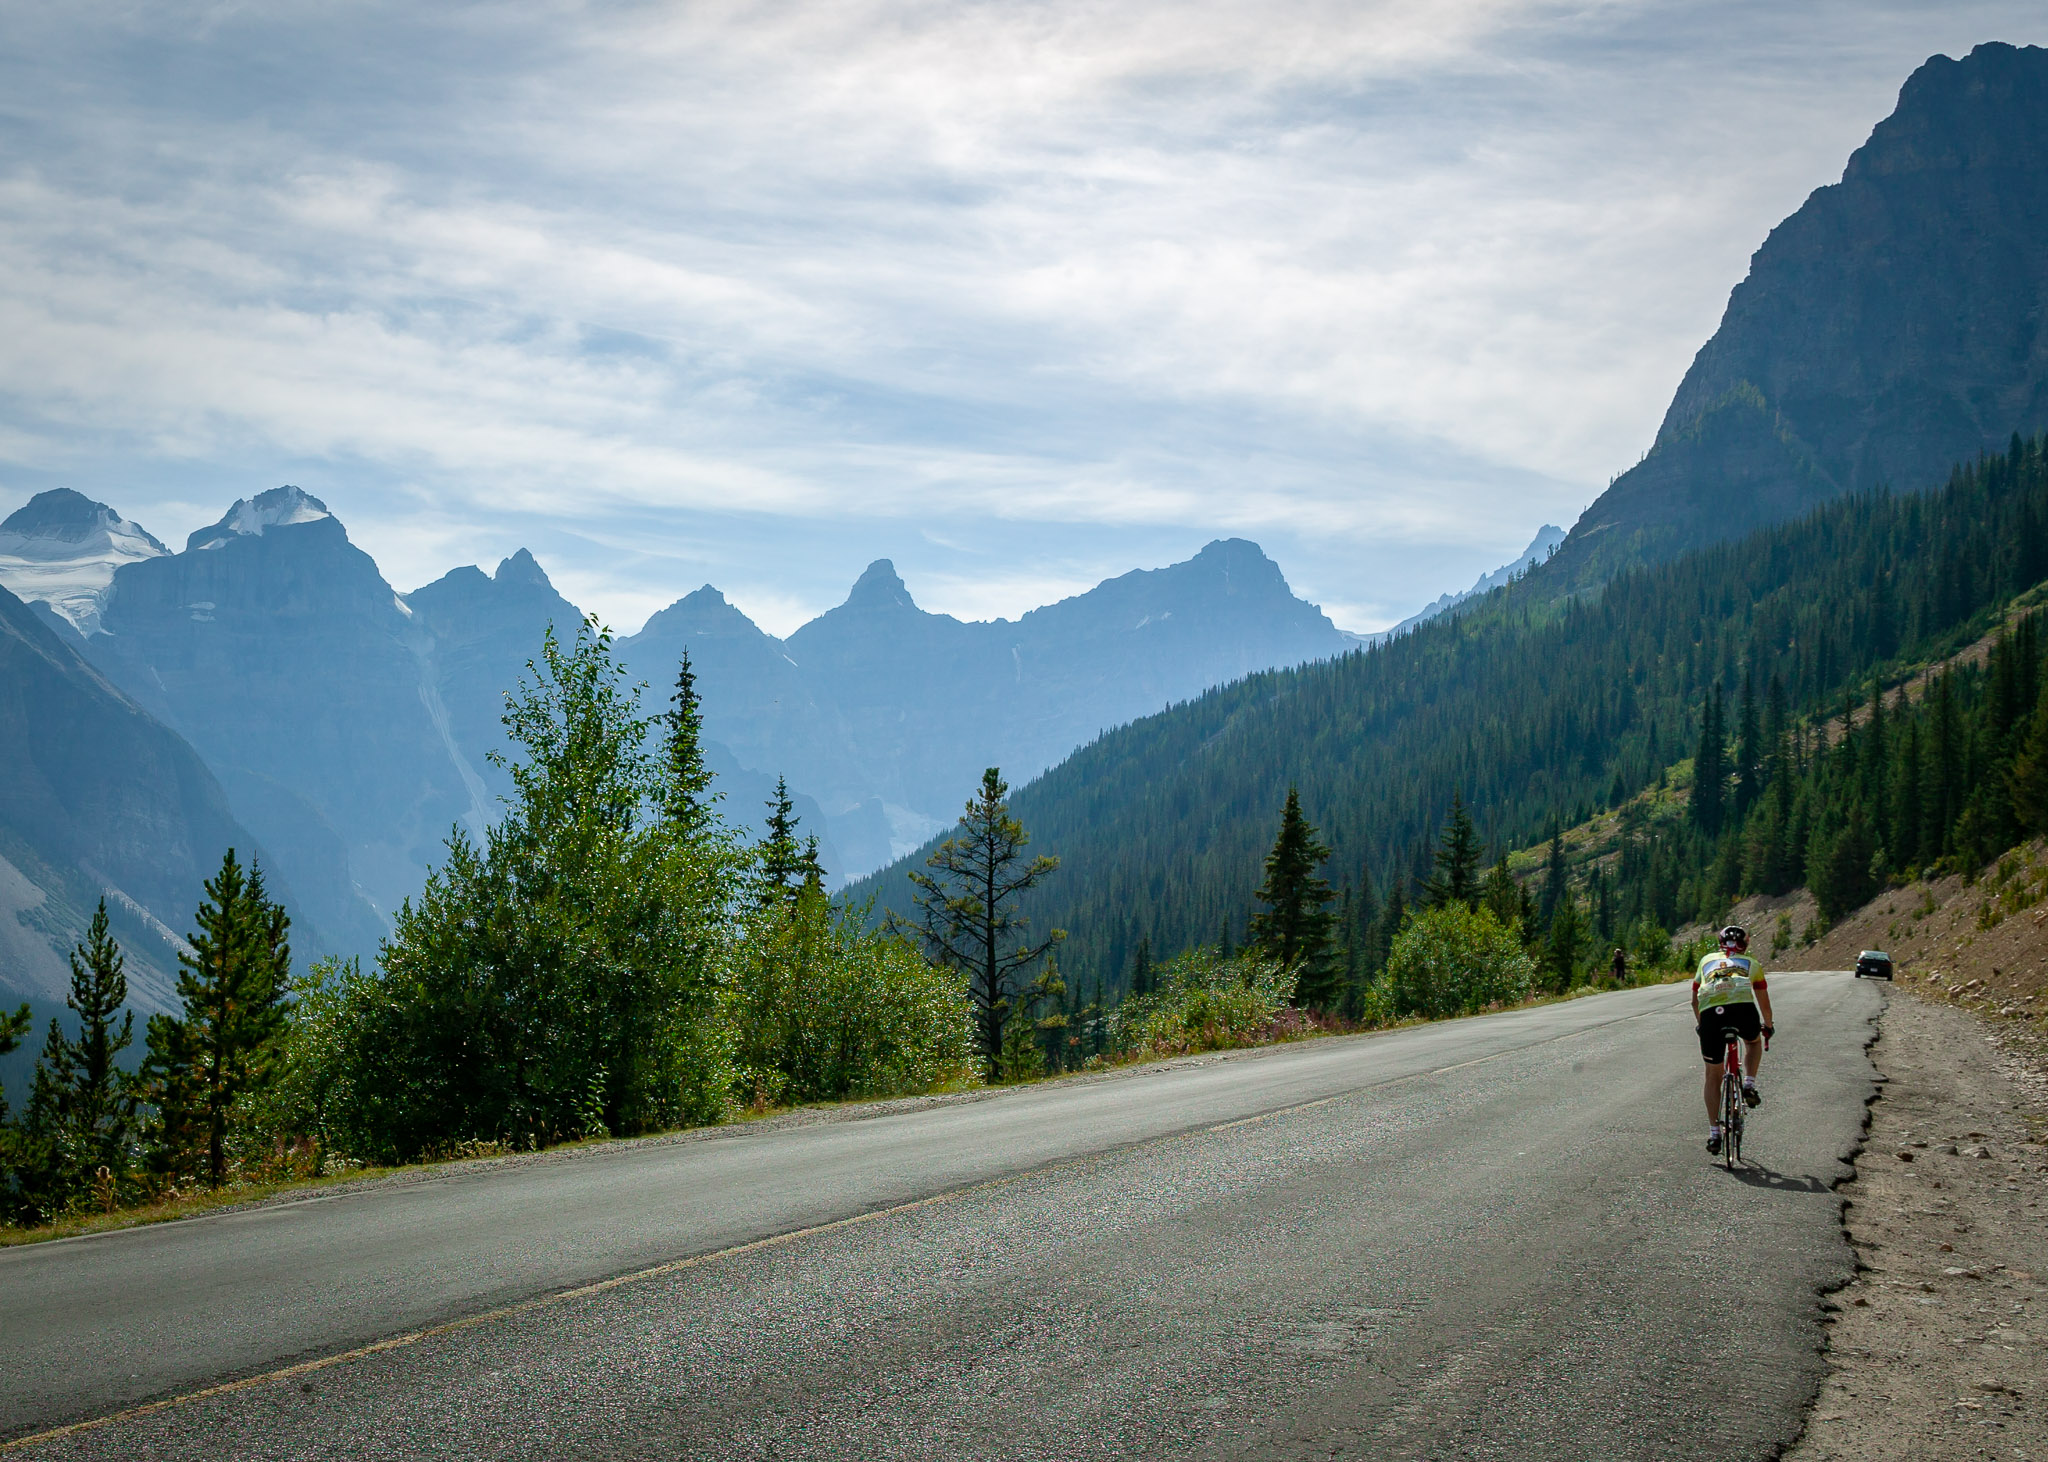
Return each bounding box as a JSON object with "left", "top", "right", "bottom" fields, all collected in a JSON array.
[{"left": 0, "top": 0, "right": 2040, "bottom": 632}]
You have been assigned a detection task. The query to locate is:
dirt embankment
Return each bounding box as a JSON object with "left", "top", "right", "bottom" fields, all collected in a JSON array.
[
  {"left": 1789, "top": 993, "right": 2048, "bottom": 1460},
  {"left": 1783, "top": 852, "right": 2048, "bottom": 1460},
  {"left": 1803, "top": 840, "right": 2048, "bottom": 1022}
]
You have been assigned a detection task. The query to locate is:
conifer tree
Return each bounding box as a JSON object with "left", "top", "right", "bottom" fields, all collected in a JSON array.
[
  {"left": 18, "top": 901, "right": 137, "bottom": 1213},
  {"left": 755, "top": 777, "right": 809, "bottom": 909},
  {"left": 1692, "top": 683, "right": 1727, "bottom": 835},
  {"left": 1423, "top": 793, "right": 1482, "bottom": 909},
  {"left": 1539, "top": 822, "right": 1568, "bottom": 922},
  {"left": 899, "top": 768, "right": 1061, "bottom": 1079},
  {"left": 141, "top": 851, "right": 291, "bottom": 1189},
  {"left": 1481, "top": 855, "right": 1521, "bottom": 934},
  {"left": 1374, "top": 878, "right": 1407, "bottom": 970},
  {"left": 2008, "top": 674, "right": 2048, "bottom": 835},
  {"left": 0, "top": 994, "right": 29, "bottom": 1206},
  {"left": 1129, "top": 936, "right": 1153, "bottom": 998},
  {"left": 1732, "top": 674, "right": 1762, "bottom": 821},
  {"left": 1545, "top": 896, "right": 1586, "bottom": 994},
  {"left": 1249, "top": 787, "right": 1337, "bottom": 1006},
  {"left": 660, "top": 650, "right": 717, "bottom": 838}
]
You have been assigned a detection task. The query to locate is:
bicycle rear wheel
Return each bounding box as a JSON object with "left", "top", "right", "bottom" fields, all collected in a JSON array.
[{"left": 1722, "top": 1074, "right": 1741, "bottom": 1170}]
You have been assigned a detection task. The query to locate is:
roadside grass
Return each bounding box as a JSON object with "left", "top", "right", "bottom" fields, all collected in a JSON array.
[{"left": 0, "top": 970, "right": 1690, "bottom": 1249}]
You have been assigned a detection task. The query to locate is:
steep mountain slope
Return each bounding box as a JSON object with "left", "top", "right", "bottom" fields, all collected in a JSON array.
[
  {"left": 404, "top": 549, "right": 586, "bottom": 811},
  {"left": 1553, "top": 42, "right": 2048, "bottom": 585},
  {"left": 0, "top": 490, "right": 167, "bottom": 636},
  {"left": 0, "top": 583, "right": 270, "bottom": 1012},
  {"left": 856, "top": 441, "right": 2048, "bottom": 989},
  {"left": 82, "top": 488, "right": 450, "bottom": 951}
]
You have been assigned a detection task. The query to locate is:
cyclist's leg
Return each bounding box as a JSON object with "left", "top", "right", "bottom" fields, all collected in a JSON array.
[{"left": 1697, "top": 1009, "right": 1725, "bottom": 1124}]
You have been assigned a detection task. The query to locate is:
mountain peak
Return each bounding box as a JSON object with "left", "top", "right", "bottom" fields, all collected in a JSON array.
[
  {"left": 844, "top": 559, "right": 916, "bottom": 611},
  {"left": 0, "top": 490, "right": 170, "bottom": 635},
  {"left": 493, "top": 548, "right": 553, "bottom": 591},
  {"left": 1848, "top": 42, "right": 2048, "bottom": 182},
  {"left": 188, "top": 486, "right": 334, "bottom": 552},
  {"left": 2, "top": 489, "right": 166, "bottom": 551}
]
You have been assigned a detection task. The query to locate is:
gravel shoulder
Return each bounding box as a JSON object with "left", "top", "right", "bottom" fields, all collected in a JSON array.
[{"left": 1790, "top": 988, "right": 2048, "bottom": 1460}]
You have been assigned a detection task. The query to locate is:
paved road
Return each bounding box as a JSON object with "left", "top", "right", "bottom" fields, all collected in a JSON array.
[{"left": 0, "top": 973, "right": 1880, "bottom": 1458}]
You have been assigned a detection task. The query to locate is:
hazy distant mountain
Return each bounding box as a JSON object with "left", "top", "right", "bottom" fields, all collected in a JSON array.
[
  {"left": 0, "top": 582, "right": 266, "bottom": 1012},
  {"left": 0, "top": 489, "right": 167, "bottom": 637},
  {"left": 0, "top": 479, "right": 1358, "bottom": 906},
  {"left": 1379, "top": 524, "right": 1565, "bottom": 639},
  {"left": 405, "top": 548, "right": 586, "bottom": 811},
  {"left": 621, "top": 538, "right": 1354, "bottom": 873},
  {"left": 1552, "top": 41, "right": 2048, "bottom": 585},
  {"left": 80, "top": 487, "right": 449, "bottom": 955}
]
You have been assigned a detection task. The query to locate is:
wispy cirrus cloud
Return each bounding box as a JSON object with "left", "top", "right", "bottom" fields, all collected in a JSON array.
[{"left": 0, "top": 0, "right": 2040, "bottom": 633}]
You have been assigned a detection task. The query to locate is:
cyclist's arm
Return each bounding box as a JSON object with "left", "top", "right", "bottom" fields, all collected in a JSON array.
[{"left": 1754, "top": 976, "right": 1773, "bottom": 1029}]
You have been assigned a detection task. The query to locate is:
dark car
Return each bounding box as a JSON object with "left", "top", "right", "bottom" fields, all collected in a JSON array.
[{"left": 1854, "top": 950, "right": 1894, "bottom": 980}]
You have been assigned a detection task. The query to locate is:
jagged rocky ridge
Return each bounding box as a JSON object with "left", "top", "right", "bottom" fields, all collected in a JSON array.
[
  {"left": 1551, "top": 41, "right": 2048, "bottom": 585},
  {"left": 0, "top": 489, "right": 1358, "bottom": 973}
]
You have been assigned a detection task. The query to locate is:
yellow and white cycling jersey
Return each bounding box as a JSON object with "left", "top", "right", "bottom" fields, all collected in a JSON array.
[{"left": 1693, "top": 953, "right": 1766, "bottom": 1012}]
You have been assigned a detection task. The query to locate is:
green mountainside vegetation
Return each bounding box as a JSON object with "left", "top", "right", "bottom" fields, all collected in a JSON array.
[{"left": 856, "top": 435, "right": 2048, "bottom": 1002}]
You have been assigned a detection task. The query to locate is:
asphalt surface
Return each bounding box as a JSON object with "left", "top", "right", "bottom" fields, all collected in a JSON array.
[{"left": 0, "top": 972, "right": 1881, "bottom": 1459}]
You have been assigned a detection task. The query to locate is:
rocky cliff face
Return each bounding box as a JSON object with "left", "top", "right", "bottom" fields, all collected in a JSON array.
[
  {"left": 0, "top": 583, "right": 266, "bottom": 1011},
  {"left": 1553, "top": 41, "right": 2048, "bottom": 583},
  {"left": 84, "top": 488, "right": 452, "bottom": 952}
]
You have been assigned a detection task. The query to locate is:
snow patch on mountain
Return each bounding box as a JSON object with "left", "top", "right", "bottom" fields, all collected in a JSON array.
[
  {"left": 187, "top": 486, "right": 333, "bottom": 551},
  {"left": 0, "top": 489, "right": 168, "bottom": 635}
]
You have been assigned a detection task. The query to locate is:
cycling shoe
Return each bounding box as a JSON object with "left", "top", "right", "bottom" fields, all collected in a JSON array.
[
  {"left": 1706, "top": 1130, "right": 1723, "bottom": 1155},
  {"left": 1742, "top": 1084, "right": 1762, "bottom": 1108}
]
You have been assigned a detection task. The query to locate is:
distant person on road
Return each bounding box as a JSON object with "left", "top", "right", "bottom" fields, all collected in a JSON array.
[
  {"left": 1610, "top": 947, "right": 1627, "bottom": 986},
  {"left": 1692, "top": 924, "right": 1774, "bottom": 1156}
]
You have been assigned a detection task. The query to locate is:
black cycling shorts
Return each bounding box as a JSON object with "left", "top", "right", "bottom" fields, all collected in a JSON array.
[{"left": 1697, "top": 1002, "right": 1762, "bottom": 1062}]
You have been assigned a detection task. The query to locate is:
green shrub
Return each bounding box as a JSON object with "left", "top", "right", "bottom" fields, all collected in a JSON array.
[
  {"left": 730, "top": 889, "right": 976, "bottom": 1107},
  {"left": 1386, "top": 905, "right": 1535, "bottom": 1019},
  {"left": 1113, "top": 950, "right": 1298, "bottom": 1057}
]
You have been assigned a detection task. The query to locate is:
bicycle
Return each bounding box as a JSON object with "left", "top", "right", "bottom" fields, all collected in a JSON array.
[{"left": 1716, "top": 1023, "right": 1772, "bottom": 1170}]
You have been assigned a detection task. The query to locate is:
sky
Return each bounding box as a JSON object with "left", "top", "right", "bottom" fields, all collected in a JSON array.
[{"left": 0, "top": 2, "right": 2041, "bottom": 637}]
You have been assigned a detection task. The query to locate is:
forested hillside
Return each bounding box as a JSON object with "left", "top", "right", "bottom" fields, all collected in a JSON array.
[{"left": 856, "top": 436, "right": 2048, "bottom": 993}]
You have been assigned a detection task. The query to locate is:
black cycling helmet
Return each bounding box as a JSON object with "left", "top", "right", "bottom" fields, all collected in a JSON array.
[{"left": 1718, "top": 924, "right": 1749, "bottom": 952}]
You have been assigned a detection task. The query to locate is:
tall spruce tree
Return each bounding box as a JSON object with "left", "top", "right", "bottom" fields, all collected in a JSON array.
[
  {"left": 17, "top": 901, "right": 137, "bottom": 1214},
  {"left": 660, "top": 650, "right": 717, "bottom": 838},
  {"left": 756, "top": 777, "right": 808, "bottom": 910},
  {"left": 1249, "top": 787, "right": 1338, "bottom": 1006},
  {"left": 141, "top": 851, "right": 291, "bottom": 1189},
  {"left": 1692, "top": 683, "right": 1727, "bottom": 836},
  {"left": 1732, "top": 674, "right": 1762, "bottom": 821},
  {"left": 1423, "top": 793, "right": 1482, "bottom": 909},
  {"left": 898, "top": 768, "right": 1061, "bottom": 1079}
]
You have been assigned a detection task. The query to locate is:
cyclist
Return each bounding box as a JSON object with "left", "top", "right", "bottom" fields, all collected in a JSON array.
[{"left": 1692, "top": 924, "right": 1775, "bottom": 1155}]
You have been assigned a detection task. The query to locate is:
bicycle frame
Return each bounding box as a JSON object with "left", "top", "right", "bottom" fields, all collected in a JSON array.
[{"left": 1720, "top": 1033, "right": 1745, "bottom": 1169}]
